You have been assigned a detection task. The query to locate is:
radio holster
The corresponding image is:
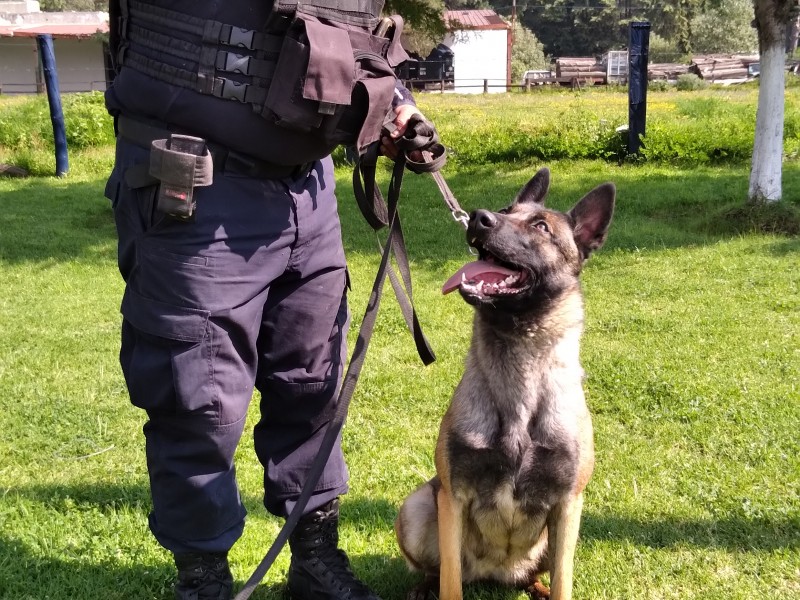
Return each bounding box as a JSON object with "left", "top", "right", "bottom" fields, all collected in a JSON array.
[{"left": 148, "top": 134, "right": 213, "bottom": 220}]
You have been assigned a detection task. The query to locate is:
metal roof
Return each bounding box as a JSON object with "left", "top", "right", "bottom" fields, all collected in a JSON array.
[
  {"left": 0, "top": 22, "right": 107, "bottom": 37},
  {"left": 444, "top": 9, "right": 510, "bottom": 31},
  {"left": 0, "top": 12, "right": 108, "bottom": 38}
]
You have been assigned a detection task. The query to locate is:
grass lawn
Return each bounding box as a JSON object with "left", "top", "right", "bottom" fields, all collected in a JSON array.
[{"left": 1, "top": 91, "right": 799, "bottom": 599}]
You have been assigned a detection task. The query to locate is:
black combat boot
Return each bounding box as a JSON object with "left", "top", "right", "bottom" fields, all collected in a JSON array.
[
  {"left": 173, "top": 552, "right": 234, "bottom": 600},
  {"left": 287, "top": 499, "right": 382, "bottom": 600}
]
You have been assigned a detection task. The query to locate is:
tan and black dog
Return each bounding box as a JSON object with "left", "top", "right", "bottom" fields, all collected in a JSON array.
[{"left": 395, "top": 168, "right": 615, "bottom": 600}]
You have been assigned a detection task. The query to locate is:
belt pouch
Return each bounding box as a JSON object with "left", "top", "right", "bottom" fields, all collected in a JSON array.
[
  {"left": 149, "top": 135, "right": 213, "bottom": 220},
  {"left": 263, "top": 14, "right": 355, "bottom": 136}
]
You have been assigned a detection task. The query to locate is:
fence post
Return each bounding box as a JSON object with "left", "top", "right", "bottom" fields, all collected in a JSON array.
[
  {"left": 627, "top": 21, "right": 650, "bottom": 156},
  {"left": 36, "top": 34, "right": 69, "bottom": 177},
  {"left": 483, "top": 79, "right": 488, "bottom": 93}
]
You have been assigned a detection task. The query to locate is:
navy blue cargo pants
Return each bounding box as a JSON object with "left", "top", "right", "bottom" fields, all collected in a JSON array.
[{"left": 106, "top": 137, "right": 350, "bottom": 554}]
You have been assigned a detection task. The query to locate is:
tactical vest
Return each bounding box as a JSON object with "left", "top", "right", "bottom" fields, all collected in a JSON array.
[{"left": 108, "top": 0, "right": 409, "bottom": 165}]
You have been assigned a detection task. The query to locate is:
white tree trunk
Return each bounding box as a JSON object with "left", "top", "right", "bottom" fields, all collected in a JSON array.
[{"left": 749, "top": 3, "right": 789, "bottom": 204}]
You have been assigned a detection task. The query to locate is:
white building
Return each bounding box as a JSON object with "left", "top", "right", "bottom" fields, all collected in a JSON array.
[
  {"left": 442, "top": 9, "right": 511, "bottom": 94},
  {"left": 0, "top": 2, "right": 109, "bottom": 94}
]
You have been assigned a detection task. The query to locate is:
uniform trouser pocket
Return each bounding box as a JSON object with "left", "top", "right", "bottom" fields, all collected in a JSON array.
[{"left": 120, "top": 287, "right": 214, "bottom": 416}]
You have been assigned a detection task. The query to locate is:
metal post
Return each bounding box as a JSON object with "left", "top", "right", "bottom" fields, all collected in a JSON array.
[
  {"left": 36, "top": 34, "right": 69, "bottom": 177},
  {"left": 627, "top": 21, "right": 650, "bottom": 156}
]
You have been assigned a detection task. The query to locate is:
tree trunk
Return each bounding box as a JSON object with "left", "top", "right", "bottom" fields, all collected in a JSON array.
[
  {"left": 786, "top": 14, "right": 800, "bottom": 54},
  {"left": 749, "top": 0, "right": 793, "bottom": 204}
]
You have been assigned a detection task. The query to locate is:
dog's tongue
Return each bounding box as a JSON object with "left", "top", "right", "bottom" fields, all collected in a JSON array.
[{"left": 442, "top": 260, "right": 518, "bottom": 295}]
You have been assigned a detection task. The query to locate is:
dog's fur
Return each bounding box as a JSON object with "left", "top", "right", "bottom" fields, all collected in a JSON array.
[{"left": 394, "top": 168, "right": 615, "bottom": 600}]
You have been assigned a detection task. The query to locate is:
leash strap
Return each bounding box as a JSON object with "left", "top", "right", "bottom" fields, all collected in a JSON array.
[
  {"left": 234, "top": 117, "right": 442, "bottom": 600},
  {"left": 352, "top": 117, "right": 439, "bottom": 366},
  {"left": 371, "top": 113, "right": 469, "bottom": 229}
]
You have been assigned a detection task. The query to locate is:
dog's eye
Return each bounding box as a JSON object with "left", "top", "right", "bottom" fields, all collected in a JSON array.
[{"left": 534, "top": 221, "right": 549, "bottom": 233}]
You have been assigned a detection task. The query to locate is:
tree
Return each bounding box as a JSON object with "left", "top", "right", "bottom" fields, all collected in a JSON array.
[
  {"left": 511, "top": 21, "right": 548, "bottom": 81},
  {"left": 520, "top": 0, "right": 621, "bottom": 57},
  {"left": 385, "top": 0, "right": 445, "bottom": 35},
  {"left": 786, "top": 13, "right": 800, "bottom": 52},
  {"left": 749, "top": 0, "right": 797, "bottom": 203},
  {"left": 626, "top": 0, "right": 727, "bottom": 54},
  {"left": 386, "top": 0, "right": 447, "bottom": 50},
  {"left": 691, "top": 0, "right": 758, "bottom": 54},
  {"left": 39, "top": 0, "right": 104, "bottom": 10}
]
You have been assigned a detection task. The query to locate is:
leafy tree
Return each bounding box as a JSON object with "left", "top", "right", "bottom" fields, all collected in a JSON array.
[
  {"left": 511, "top": 21, "right": 548, "bottom": 81},
  {"left": 519, "top": 0, "right": 622, "bottom": 57},
  {"left": 386, "top": 0, "right": 446, "bottom": 35},
  {"left": 691, "top": 0, "right": 758, "bottom": 54},
  {"left": 626, "top": 0, "right": 725, "bottom": 54},
  {"left": 647, "top": 32, "right": 687, "bottom": 63},
  {"left": 39, "top": 0, "right": 104, "bottom": 10},
  {"left": 443, "top": 0, "right": 490, "bottom": 8}
]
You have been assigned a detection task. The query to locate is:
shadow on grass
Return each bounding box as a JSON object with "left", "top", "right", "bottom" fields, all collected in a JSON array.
[
  {"left": 0, "top": 534, "right": 290, "bottom": 600},
  {"left": 5, "top": 482, "right": 798, "bottom": 599},
  {"left": 582, "top": 511, "right": 800, "bottom": 551},
  {"left": 0, "top": 179, "right": 116, "bottom": 264},
  {"left": 0, "top": 535, "right": 175, "bottom": 600},
  {"left": 2, "top": 163, "right": 797, "bottom": 266},
  {"left": 767, "top": 235, "right": 800, "bottom": 256}
]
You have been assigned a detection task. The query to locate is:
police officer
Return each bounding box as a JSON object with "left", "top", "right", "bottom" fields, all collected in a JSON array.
[{"left": 104, "top": 1, "right": 433, "bottom": 598}]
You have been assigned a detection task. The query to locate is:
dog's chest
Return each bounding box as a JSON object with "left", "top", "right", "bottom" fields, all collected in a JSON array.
[{"left": 447, "top": 401, "right": 580, "bottom": 524}]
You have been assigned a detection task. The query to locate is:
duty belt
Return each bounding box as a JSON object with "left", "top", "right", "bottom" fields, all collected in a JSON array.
[{"left": 117, "top": 115, "right": 313, "bottom": 180}]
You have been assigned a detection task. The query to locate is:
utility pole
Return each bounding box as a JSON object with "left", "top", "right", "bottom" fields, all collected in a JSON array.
[
  {"left": 512, "top": 0, "right": 517, "bottom": 31},
  {"left": 507, "top": 0, "right": 517, "bottom": 90}
]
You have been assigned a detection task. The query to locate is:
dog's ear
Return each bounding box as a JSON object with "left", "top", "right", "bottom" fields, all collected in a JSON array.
[
  {"left": 513, "top": 167, "right": 550, "bottom": 206},
  {"left": 569, "top": 182, "right": 615, "bottom": 260}
]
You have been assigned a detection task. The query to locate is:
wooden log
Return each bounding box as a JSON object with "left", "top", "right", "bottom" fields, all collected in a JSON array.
[
  {"left": 704, "top": 68, "right": 750, "bottom": 79},
  {"left": 559, "top": 70, "right": 606, "bottom": 78},
  {"left": 557, "top": 58, "right": 597, "bottom": 66}
]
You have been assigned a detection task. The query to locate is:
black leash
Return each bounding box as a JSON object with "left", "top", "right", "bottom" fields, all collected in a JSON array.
[{"left": 234, "top": 115, "right": 446, "bottom": 600}]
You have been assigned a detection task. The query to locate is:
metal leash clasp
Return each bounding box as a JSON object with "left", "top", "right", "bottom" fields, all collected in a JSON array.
[
  {"left": 451, "top": 208, "right": 469, "bottom": 229},
  {"left": 450, "top": 209, "right": 478, "bottom": 256}
]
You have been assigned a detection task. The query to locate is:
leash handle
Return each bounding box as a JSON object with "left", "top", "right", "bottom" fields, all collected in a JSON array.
[{"left": 394, "top": 115, "right": 469, "bottom": 230}]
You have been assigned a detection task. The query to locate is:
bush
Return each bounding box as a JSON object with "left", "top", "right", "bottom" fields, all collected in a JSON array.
[
  {"left": 61, "top": 91, "right": 116, "bottom": 148},
  {"left": 3, "top": 87, "right": 799, "bottom": 173},
  {"left": 676, "top": 73, "right": 709, "bottom": 91},
  {"left": 648, "top": 80, "right": 671, "bottom": 92},
  {"left": 0, "top": 91, "right": 113, "bottom": 153},
  {"left": 648, "top": 33, "right": 687, "bottom": 64}
]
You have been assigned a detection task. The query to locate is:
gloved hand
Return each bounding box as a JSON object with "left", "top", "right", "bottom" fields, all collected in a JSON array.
[{"left": 380, "top": 106, "right": 445, "bottom": 172}]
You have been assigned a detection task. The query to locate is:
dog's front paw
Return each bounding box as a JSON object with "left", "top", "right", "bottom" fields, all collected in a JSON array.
[
  {"left": 526, "top": 579, "right": 550, "bottom": 599},
  {"left": 407, "top": 574, "right": 439, "bottom": 600}
]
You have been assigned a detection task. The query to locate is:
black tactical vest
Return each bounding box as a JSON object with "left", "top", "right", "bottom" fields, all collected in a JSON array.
[{"left": 106, "top": 0, "right": 408, "bottom": 166}]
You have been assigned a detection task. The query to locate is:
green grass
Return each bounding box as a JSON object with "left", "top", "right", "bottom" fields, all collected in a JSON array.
[{"left": 1, "top": 92, "right": 799, "bottom": 599}]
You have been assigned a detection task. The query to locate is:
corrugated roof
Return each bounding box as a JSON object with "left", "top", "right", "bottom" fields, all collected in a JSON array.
[
  {"left": 0, "top": 22, "right": 107, "bottom": 37},
  {"left": 0, "top": 11, "right": 108, "bottom": 38},
  {"left": 444, "top": 9, "right": 510, "bottom": 31}
]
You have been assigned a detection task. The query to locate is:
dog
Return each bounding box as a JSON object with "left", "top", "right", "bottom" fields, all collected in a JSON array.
[{"left": 394, "top": 167, "right": 615, "bottom": 600}]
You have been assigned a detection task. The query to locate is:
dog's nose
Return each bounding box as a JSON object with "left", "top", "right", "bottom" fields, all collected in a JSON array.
[{"left": 470, "top": 209, "right": 497, "bottom": 233}]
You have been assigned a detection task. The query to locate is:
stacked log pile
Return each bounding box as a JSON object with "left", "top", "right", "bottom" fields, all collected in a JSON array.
[
  {"left": 648, "top": 63, "right": 690, "bottom": 81},
  {"left": 555, "top": 57, "right": 606, "bottom": 82},
  {"left": 689, "top": 54, "right": 759, "bottom": 81}
]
